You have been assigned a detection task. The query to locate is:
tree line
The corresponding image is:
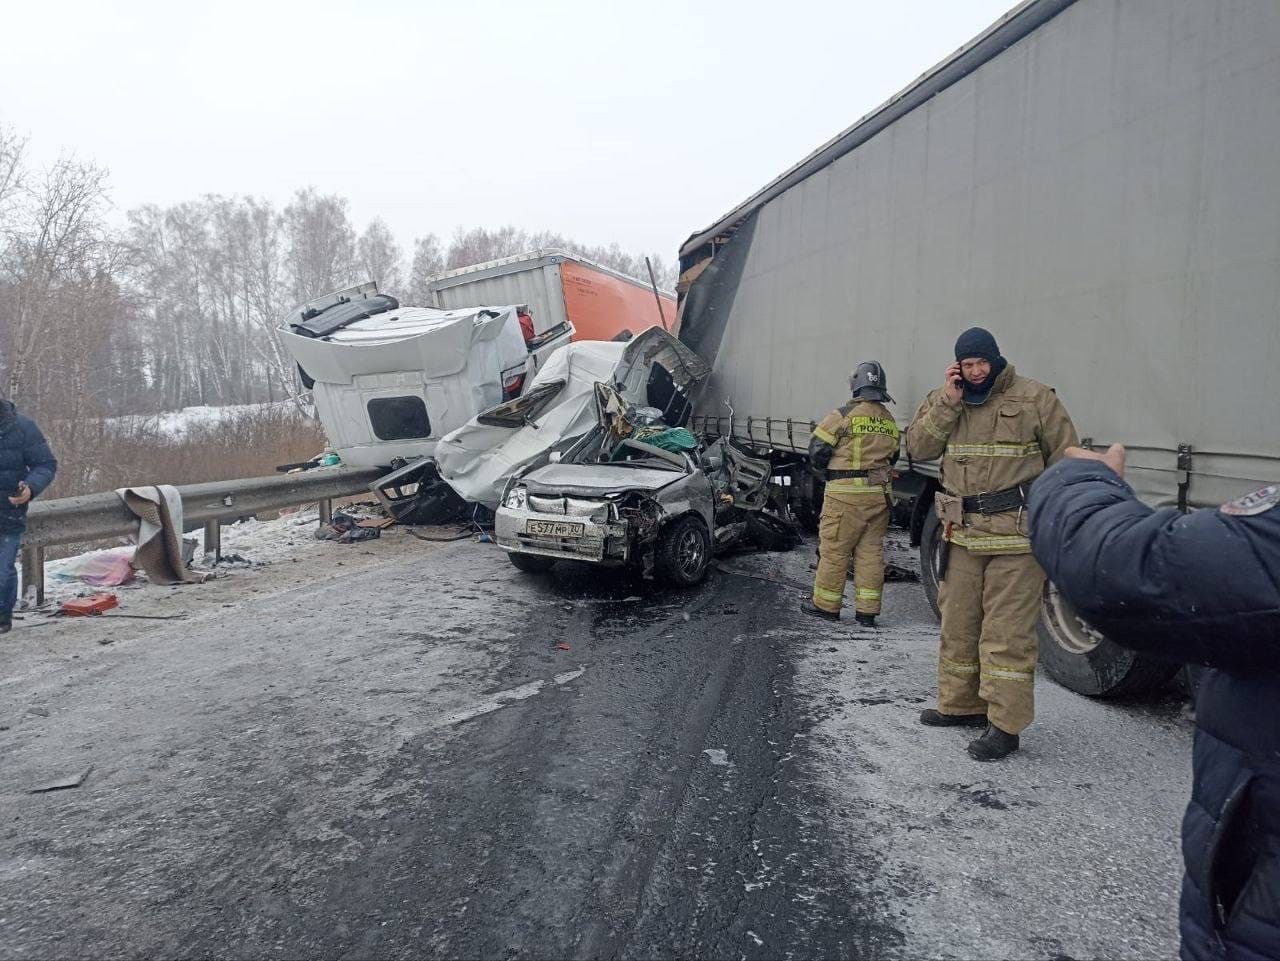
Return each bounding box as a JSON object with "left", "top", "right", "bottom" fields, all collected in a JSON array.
[{"left": 0, "top": 124, "right": 677, "bottom": 425}]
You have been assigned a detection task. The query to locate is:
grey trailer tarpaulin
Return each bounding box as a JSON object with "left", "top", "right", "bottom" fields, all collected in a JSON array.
[{"left": 677, "top": 0, "right": 1280, "bottom": 509}]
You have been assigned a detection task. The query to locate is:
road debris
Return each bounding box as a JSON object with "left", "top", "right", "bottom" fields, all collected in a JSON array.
[
  {"left": 30, "top": 765, "right": 94, "bottom": 793},
  {"left": 60, "top": 593, "right": 120, "bottom": 616},
  {"left": 316, "top": 510, "right": 382, "bottom": 543}
]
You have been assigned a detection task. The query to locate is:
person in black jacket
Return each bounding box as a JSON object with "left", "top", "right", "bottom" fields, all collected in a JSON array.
[
  {"left": 1028, "top": 443, "right": 1279, "bottom": 961},
  {"left": 0, "top": 397, "right": 57, "bottom": 632}
]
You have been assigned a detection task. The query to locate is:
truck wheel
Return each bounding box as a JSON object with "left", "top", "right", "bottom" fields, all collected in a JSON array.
[
  {"left": 507, "top": 551, "right": 556, "bottom": 574},
  {"left": 657, "top": 515, "right": 712, "bottom": 586},
  {"left": 919, "top": 511, "right": 945, "bottom": 619},
  {"left": 794, "top": 471, "right": 824, "bottom": 534},
  {"left": 1037, "top": 581, "right": 1179, "bottom": 697}
]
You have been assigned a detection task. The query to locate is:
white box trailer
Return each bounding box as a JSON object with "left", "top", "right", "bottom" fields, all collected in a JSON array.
[
  {"left": 676, "top": 0, "right": 1280, "bottom": 696},
  {"left": 428, "top": 248, "right": 678, "bottom": 342}
]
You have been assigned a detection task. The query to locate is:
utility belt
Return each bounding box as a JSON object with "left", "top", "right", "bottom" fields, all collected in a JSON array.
[
  {"left": 826, "top": 467, "right": 893, "bottom": 484},
  {"left": 935, "top": 483, "right": 1029, "bottom": 523}
]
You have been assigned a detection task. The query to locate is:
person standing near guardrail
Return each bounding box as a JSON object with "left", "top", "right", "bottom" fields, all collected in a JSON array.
[{"left": 0, "top": 393, "right": 57, "bottom": 633}]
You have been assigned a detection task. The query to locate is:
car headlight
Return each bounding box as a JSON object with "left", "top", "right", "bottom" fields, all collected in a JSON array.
[{"left": 504, "top": 486, "right": 528, "bottom": 510}]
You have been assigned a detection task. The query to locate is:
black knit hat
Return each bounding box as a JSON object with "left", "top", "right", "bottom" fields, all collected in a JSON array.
[{"left": 954, "top": 327, "right": 1001, "bottom": 364}]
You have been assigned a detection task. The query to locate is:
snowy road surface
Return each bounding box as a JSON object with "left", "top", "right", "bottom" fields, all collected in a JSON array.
[{"left": 1, "top": 523, "right": 1188, "bottom": 959}]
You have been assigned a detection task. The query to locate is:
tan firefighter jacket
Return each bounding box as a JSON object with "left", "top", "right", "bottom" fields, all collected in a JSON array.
[
  {"left": 906, "top": 365, "right": 1077, "bottom": 553},
  {"left": 811, "top": 399, "right": 900, "bottom": 498}
]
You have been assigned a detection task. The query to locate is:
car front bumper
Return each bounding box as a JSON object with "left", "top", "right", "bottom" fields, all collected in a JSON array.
[{"left": 495, "top": 504, "right": 632, "bottom": 565}]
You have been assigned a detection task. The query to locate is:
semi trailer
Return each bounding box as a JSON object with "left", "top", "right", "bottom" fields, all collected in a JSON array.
[
  {"left": 675, "top": 0, "right": 1280, "bottom": 697},
  {"left": 428, "top": 248, "right": 677, "bottom": 342}
]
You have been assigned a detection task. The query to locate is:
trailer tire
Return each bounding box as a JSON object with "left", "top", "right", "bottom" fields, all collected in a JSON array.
[
  {"left": 507, "top": 551, "right": 556, "bottom": 574},
  {"left": 656, "top": 515, "right": 712, "bottom": 586},
  {"left": 795, "top": 471, "right": 824, "bottom": 534},
  {"left": 921, "top": 513, "right": 1176, "bottom": 698},
  {"left": 1037, "top": 582, "right": 1179, "bottom": 697},
  {"left": 919, "top": 511, "right": 945, "bottom": 619}
]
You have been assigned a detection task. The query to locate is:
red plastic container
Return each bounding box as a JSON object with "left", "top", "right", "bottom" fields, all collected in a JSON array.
[{"left": 60, "top": 593, "right": 120, "bottom": 616}]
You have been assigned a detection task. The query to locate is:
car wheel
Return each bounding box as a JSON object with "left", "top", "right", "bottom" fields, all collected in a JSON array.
[
  {"left": 507, "top": 551, "right": 556, "bottom": 574},
  {"left": 657, "top": 515, "right": 712, "bottom": 586}
]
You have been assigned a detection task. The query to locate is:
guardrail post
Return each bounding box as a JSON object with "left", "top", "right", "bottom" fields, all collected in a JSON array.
[
  {"left": 203, "top": 520, "right": 221, "bottom": 562},
  {"left": 20, "top": 545, "right": 45, "bottom": 607},
  {"left": 318, "top": 498, "right": 333, "bottom": 527}
]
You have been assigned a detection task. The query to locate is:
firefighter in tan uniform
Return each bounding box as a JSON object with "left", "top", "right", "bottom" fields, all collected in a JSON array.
[
  {"left": 906, "top": 328, "right": 1077, "bottom": 761},
  {"left": 802, "top": 361, "right": 899, "bottom": 628}
]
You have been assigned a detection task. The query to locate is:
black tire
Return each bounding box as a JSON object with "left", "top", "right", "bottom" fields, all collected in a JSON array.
[
  {"left": 507, "top": 551, "right": 556, "bottom": 574},
  {"left": 1037, "top": 580, "right": 1179, "bottom": 698},
  {"left": 656, "top": 515, "right": 712, "bottom": 586},
  {"left": 745, "top": 510, "right": 800, "bottom": 552},
  {"left": 919, "top": 511, "right": 945, "bottom": 619},
  {"left": 794, "top": 470, "right": 824, "bottom": 534},
  {"left": 921, "top": 511, "right": 1176, "bottom": 698}
]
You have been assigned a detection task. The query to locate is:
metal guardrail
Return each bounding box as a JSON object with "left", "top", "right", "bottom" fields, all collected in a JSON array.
[{"left": 20, "top": 466, "right": 384, "bottom": 606}]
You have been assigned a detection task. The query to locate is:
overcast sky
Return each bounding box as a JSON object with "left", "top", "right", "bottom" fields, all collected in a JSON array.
[{"left": 1, "top": 0, "right": 1014, "bottom": 260}]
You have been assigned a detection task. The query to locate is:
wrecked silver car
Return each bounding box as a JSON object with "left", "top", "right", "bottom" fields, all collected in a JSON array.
[{"left": 495, "top": 384, "right": 786, "bottom": 585}]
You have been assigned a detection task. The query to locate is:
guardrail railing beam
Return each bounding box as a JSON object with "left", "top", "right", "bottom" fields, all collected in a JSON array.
[{"left": 19, "top": 466, "right": 383, "bottom": 610}]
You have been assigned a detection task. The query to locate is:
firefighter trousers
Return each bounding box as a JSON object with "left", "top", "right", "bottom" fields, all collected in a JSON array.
[
  {"left": 936, "top": 545, "right": 1045, "bottom": 734},
  {"left": 812, "top": 492, "right": 891, "bottom": 615}
]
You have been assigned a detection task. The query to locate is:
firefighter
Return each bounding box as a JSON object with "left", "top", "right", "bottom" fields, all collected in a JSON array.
[
  {"left": 905, "top": 328, "right": 1077, "bottom": 760},
  {"left": 801, "top": 361, "right": 899, "bottom": 628}
]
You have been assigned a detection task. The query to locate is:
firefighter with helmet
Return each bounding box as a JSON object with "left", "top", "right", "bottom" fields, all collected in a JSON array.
[{"left": 802, "top": 361, "right": 900, "bottom": 627}]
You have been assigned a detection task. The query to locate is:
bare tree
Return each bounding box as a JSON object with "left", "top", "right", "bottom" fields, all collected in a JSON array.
[
  {"left": 0, "top": 125, "right": 27, "bottom": 228},
  {"left": 357, "top": 217, "right": 403, "bottom": 295},
  {"left": 283, "top": 187, "right": 355, "bottom": 304},
  {"left": 1, "top": 155, "right": 111, "bottom": 401},
  {"left": 406, "top": 233, "right": 444, "bottom": 303},
  {"left": 445, "top": 225, "right": 527, "bottom": 269}
]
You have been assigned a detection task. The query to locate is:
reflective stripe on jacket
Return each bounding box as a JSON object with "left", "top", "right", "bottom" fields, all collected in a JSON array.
[
  {"left": 905, "top": 365, "right": 1077, "bottom": 553},
  {"left": 812, "top": 400, "right": 899, "bottom": 495}
]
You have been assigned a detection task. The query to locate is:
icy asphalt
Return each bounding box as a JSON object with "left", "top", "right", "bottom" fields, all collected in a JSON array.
[{"left": 1, "top": 521, "right": 1188, "bottom": 959}]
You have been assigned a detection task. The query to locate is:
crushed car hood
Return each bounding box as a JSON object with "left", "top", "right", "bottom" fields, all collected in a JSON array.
[
  {"left": 437, "top": 327, "right": 709, "bottom": 509},
  {"left": 521, "top": 462, "right": 685, "bottom": 497}
]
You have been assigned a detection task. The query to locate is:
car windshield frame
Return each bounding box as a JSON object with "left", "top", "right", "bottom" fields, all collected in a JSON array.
[{"left": 476, "top": 379, "right": 566, "bottom": 427}]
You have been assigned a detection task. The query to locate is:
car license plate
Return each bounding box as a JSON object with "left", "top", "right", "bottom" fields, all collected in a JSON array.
[{"left": 526, "top": 520, "right": 585, "bottom": 537}]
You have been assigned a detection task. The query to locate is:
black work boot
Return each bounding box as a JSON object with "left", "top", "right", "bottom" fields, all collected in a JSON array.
[
  {"left": 0, "top": 616, "right": 10, "bottom": 635},
  {"left": 854, "top": 612, "right": 877, "bottom": 628},
  {"left": 967, "top": 724, "right": 1020, "bottom": 761},
  {"left": 799, "top": 601, "right": 840, "bottom": 621},
  {"left": 919, "top": 708, "right": 987, "bottom": 728}
]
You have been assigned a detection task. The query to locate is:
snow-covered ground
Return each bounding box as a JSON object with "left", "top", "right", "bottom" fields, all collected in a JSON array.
[
  {"left": 37, "top": 506, "right": 331, "bottom": 608},
  {"left": 108, "top": 401, "right": 304, "bottom": 438}
]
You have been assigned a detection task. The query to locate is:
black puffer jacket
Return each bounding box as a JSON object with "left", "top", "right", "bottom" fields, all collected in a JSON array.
[
  {"left": 0, "top": 401, "right": 57, "bottom": 534},
  {"left": 1029, "top": 459, "right": 1280, "bottom": 961}
]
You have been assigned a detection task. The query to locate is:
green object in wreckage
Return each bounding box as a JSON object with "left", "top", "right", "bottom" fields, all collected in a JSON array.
[{"left": 610, "top": 427, "right": 700, "bottom": 460}]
